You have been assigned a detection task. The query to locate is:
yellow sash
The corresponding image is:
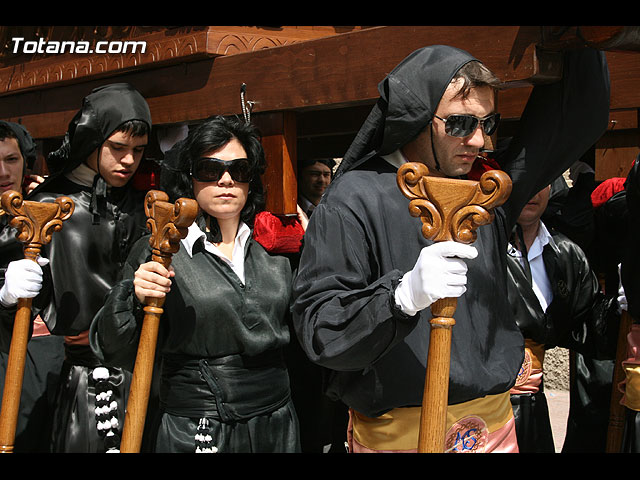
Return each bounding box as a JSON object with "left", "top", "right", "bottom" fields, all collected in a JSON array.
[
  {"left": 624, "top": 364, "right": 640, "bottom": 411},
  {"left": 352, "top": 391, "right": 513, "bottom": 451}
]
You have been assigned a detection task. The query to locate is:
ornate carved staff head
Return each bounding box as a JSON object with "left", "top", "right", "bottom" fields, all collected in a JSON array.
[
  {"left": 144, "top": 190, "right": 199, "bottom": 267},
  {"left": 396, "top": 162, "right": 512, "bottom": 244},
  {"left": 0, "top": 190, "right": 74, "bottom": 259}
]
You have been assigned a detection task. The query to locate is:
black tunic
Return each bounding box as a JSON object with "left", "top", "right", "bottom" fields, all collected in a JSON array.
[{"left": 90, "top": 228, "right": 300, "bottom": 453}]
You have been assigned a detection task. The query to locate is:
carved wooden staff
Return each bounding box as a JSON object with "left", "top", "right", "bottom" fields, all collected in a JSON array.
[
  {"left": 120, "top": 190, "right": 198, "bottom": 453},
  {"left": 0, "top": 190, "right": 74, "bottom": 453},
  {"left": 397, "top": 162, "right": 512, "bottom": 453}
]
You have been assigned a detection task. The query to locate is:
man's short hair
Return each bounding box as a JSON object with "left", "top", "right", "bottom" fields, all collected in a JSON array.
[
  {"left": 452, "top": 61, "right": 503, "bottom": 99},
  {"left": 0, "top": 123, "right": 18, "bottom": 142}
]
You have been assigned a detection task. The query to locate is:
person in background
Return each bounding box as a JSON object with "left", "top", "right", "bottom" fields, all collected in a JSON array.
[
  {"left": 297, "top": 157, "right": 335, "bottom": 218},
  {"left": 506, "top": 183, "right": 621, "bottom": 452}
]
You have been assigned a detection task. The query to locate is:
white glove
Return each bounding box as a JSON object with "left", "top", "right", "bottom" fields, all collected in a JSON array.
[
  {"left": 395, "top": 241, "right": 478, "bottom": 316},
  {"left": 0, "top": 257, "right": 49, "bottom": 307}
]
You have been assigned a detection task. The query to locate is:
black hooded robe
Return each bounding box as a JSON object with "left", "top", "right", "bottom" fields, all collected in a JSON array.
[
  {"left": 0, "top": 83, "right": 153, "bottom": 453},
  {"left": 291, "top": 46, "right": 610, "bottom": 452}
]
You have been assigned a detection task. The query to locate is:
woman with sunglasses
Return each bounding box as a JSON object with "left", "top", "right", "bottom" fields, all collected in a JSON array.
[{"left": 90, "top": 115, "right": 301, "bottom": 453}]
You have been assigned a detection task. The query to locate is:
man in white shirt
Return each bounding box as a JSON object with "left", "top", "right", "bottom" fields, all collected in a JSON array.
[{"left": 506, "top": 184, "right": 622, "bottom": 452}]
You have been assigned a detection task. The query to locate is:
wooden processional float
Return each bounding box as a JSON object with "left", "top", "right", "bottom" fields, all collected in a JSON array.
[
  {"left": 120, "top": 190, "right": 198, "bottom": 453},
  {"left": 0, "top": 190, "right": 74, "bottom": 453},
  {"left": 396, "top": 162, "right": 512, "bottom": 453}
]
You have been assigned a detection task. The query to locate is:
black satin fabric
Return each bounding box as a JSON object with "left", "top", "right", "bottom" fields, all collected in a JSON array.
[
  {"left": 50, "top": 344, "right": 130, "bottom": 453},
  {"left": 29, "top": 176, "right": 148, "bottom": 335},
  {"left": 147, "top": 353, "right": 299, "bottom": 453},
  {"left": 510, "top": 390, "right": 555, "bottom": 453},
  {"left": 562, "top": 353, "right": 614, "bottom": 452},
  {"left": 506, "top": 231, "right": 619, "bottom": 357}
]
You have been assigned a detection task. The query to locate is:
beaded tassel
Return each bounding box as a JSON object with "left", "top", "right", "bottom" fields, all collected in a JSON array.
[
  {"left": 93, "top": 367, "right": 121, "bottom": 453},
  {"left": 195, "top": 418, "right": 218, "bottom": 453}
]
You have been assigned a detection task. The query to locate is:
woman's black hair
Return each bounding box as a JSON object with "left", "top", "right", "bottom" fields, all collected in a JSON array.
[{"left": 161, "top": 115, "right": 266, "bottom": 240}]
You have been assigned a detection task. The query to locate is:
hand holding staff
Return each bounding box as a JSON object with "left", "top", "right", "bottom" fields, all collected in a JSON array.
[
  {"left": 397, "top": 162, "right": 511, "bottom": 453},
  {"left": 120, "top": 190, "right": 198, "bottom": 453},
  {"left": 0, "top": 190, "right": 74, "bottom": 453}
]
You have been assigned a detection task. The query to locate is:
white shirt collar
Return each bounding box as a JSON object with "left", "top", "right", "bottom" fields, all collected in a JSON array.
[
  {"left": 526, "top": 221, "right": 553, "bottom": 262},
  {"left": 181, "top": 220, "right": 251, "bottom": 283},
  {"left": 381, "top": 150, "right": 408, "bottom": 170},
  {"left": 65, "top": 162, "right": 98, "bottom": 187}
]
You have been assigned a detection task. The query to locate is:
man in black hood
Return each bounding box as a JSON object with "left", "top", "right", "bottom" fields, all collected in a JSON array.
[
  {"left": 291, "top": 45, "right": 610, "bottom": 452},
  {"left": 0, "top": 83, "right": 152, "bottom": 452},
  {"left": 0, "top": 121, "right": 66, "bottom": 452}
]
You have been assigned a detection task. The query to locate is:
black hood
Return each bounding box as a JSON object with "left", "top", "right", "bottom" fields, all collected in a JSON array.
[
  {"left": 47, "top": 82, "right": 152, "bottom": 176},
  {"left": 336, "top": 45, "right": 477, "bottom": 177},
  {"left": 0, "top": 120, "right": 37, "bottom": 170}
]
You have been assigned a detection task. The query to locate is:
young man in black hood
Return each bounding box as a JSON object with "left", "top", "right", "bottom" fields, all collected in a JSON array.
[
  {"left": 291, "top": 45, "right": 610, "bottom": 452},
  {"left": 0, "top": 83, "right": 152, "bottom": 452}
]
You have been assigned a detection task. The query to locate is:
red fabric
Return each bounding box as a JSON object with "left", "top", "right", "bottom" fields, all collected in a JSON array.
[
  {"left": 132, "top": 160, "right": 160, "bottom": 191},
  {"left": 467, "top": 155, "right": 502, "bottom": 181},
  {"left": 253, "top": 211, "right": 304, "bottom": 254},
  {"left": 591, "top": 177, "right": 626, "bottom": 208}
]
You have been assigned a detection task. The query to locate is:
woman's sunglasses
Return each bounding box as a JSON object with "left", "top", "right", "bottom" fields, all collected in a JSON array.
[
  {"left": 433, "top": 113, "right": 500, "bottom": 138},
  {"left": 191, "top": 157, "right": 252, "bottom": 183}
]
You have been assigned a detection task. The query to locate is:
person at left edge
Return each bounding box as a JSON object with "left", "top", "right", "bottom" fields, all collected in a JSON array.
[
  {"left": 0, "top": 121, "right": 65, "bottom": 452},
  {"left": 0, "top": 83, "right": 152, "bottom": 452}
]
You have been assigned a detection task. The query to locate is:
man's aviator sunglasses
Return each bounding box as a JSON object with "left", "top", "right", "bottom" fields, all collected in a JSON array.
[
  {"left": 433, "top": 113, "right": 500, "bottom": 138},
  {"left": 191, "top": 157, "right": 252, "bottom": 183}
]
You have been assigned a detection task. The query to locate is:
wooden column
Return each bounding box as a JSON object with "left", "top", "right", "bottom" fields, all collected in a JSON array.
[{"left": 253, "top": 111, "right": 298, "bottom": 215}]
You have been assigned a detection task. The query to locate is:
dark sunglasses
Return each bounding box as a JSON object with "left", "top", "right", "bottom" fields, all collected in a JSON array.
[
  {"left": 191, "top": 157, "right": 252, "bottom": 183},
  {"left": 433, "top": 113, "right": 500, "bottom": 138}
]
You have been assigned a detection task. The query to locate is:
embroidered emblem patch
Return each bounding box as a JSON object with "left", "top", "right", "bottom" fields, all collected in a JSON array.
[
  {"left": 445, "top": 415, "right": 488, "bottom": 453},
  {"left": 515, "top": 349, "right": 532, "bottom": 387}
]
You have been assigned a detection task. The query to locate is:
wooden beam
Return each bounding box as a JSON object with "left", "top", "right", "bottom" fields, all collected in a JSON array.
[
  {"left": 0, "top": 26, "right": 561, "bottom": 139},
  {"left": 253, "top": 112, "right": 298, "bottom": 215}
]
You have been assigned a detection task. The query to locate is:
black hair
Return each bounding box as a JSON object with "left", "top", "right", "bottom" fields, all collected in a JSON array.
[
  {"left": 161, "top": 115, "right": 266, "bottom": 229},
  {"left": 115, "top": 119, "right": 150, "bottom": 138},
  {"left": 0, "top": 123, "right": 18, "bottom": 142}
]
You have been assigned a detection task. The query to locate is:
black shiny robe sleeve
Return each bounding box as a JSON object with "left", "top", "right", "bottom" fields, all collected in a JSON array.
[{"left": 291, "top": 49, "right": 610, "bottom": 417}]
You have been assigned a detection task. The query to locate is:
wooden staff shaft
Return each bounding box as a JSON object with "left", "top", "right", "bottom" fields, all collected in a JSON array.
[
  {"left": 0, "top": 244, "right": 44, "bottom": 453},
  {"left": 418, "top": 297, "right": 457, "bottom": 453},
  {"left": 0, "top": 296, "right": 34, "bottom": 453},
  {"left": 120, "top": 253, "right": 170, "bottom": 453}
]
